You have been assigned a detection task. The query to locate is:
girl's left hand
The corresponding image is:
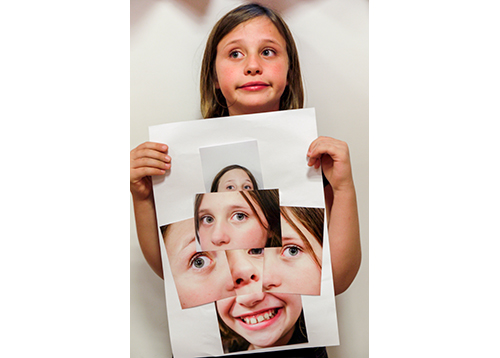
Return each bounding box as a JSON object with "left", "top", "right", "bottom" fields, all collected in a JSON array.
[{"left": 307, "top": 136, "right": 354, "bottom": 192}]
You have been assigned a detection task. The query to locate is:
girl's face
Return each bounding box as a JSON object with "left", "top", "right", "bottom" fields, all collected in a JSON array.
[
  {"left": 197, "top": 191, "right": 268, "bottom": 251},
  {"left": 226, "top": 248, "right": 264, "bottom": 296},
  {"left": 216, "top": 292, "right": 302, "bottom": 349},
  {"left": 218, "top": 168, "right": 254, "bottom": 192},
  {"left": 164, "top": 218, "right": 235, "bottom": 308},
  {"left": 215, "top": 16, "right": 289, "bottom": 116},
  {"left": 262, "top": 212, "right": 322, "bottom": 295}
]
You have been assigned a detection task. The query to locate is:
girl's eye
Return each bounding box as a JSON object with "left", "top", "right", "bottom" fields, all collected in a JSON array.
[
  {"left": 243, "top": 184, "right": 253, "bottom": 190},
  {"left": 226, "top": 185, "right": 235, "bottom": 190},
  {"left": 190, "top": 254, "right": 212, "bottom": 270},
  {"left": 230, "top": 51, "right": 243, "bottom": 59},
  {"left": 262, "top": 49, "right": 276, "bottom": 57},
  {"left": 232, "top": 212, "right": 248, "bottom": 222},
  {"left": 248, "top": 248, "right": 264, "bottom": 256},
  {"left": 201, "top": 215, "right": 214, "bottom": 225},
  {"left": 282, "top": 245, "right": 302, "bottom": 258}
]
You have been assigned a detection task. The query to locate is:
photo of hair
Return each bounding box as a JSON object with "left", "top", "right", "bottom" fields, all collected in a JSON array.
[
  {"left": 215, "top": 292, "right": 308, "bottom": 353},
  {"left": 210, "top": 164, "right": 259, "bottom": 193},
  {"left": 263, "top": 207, "right": 324, "bottom": 296},
  {"left": 160, "top": 218, "right": 236, "bottom": 309},
  {"left": 194, "top": 189, "right": 281, "bottom": 251}
]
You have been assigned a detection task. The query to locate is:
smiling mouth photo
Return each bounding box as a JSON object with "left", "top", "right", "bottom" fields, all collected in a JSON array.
[{"left": 237, "top": 307, "right": 280, "bottom": 327}]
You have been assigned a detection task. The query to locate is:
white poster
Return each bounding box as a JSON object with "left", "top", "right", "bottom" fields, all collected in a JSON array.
[{"left": 149, "top": 108, "right": 339, "bottom": 357}]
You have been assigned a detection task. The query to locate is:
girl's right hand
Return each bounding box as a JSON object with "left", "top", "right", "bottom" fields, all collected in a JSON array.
[{"left": 130, "top": 142, "right": 171, "bottom": 201}]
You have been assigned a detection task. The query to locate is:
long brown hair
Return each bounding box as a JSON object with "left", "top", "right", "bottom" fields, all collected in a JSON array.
[
  {"left": 210, "top": 164, "right": 260, "bottom": 193},
  {"left": 200, "top": 3, "right": 304, "bottom": 118}
]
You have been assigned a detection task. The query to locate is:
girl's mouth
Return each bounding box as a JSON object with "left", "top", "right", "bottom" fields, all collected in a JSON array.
[
  {"left": 236, "top": 308, "right": 281, "bottom": 330},
  {"left": 239, "top": 82, "right": 269, "bottom": 91}
]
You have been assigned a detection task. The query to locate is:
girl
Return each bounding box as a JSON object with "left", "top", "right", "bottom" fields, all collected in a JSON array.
[
  {"left": 194, "top": 189, "right": 281, "bottom": 250},
  {"left": 263, "top": 207, "right": 324, "bottom": 296},
  {"left": 130, "top": 3, "right": 361, "bottom": 357}
]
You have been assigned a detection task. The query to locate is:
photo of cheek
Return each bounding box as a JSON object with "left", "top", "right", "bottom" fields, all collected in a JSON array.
[
  {"left": 226, "top": 248, "right": 264, "bottom": 296},
  {"left": 194, "top": 189, "right": 281, "bottom": 251},
  {"left": 262, "top": 207, "right": 324, "bottom": 296},
  {"left": 161, "top": 218, "right": 236, "bottom": 309},
  {"left": 215, "top": 292, "right": 308, "bottom": 353}
]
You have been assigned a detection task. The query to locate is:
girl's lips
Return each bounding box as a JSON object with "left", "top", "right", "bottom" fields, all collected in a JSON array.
[
  {"left": 239, "top": 82, "right": 270, "bottom": 91},
  {"left": 235, "top": 307, "right": 282, "bottom": 331}
]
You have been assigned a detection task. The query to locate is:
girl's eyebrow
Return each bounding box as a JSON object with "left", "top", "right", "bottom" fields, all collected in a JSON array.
[
  {"left": 199, "top": 204, "right": 250, "bottom": 216},
  {"left": 221, "top": 38, "right": 284, "bottom": 49}
]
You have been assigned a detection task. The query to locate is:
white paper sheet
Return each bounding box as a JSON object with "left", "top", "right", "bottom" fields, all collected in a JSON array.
[{"left": 150, "top": 108, "right": 339, "bottom": 357}]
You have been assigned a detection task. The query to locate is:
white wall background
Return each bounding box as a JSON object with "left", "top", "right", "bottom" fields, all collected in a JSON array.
[{"left": 130, "top": 0, "right": 369, "bottom": 357}]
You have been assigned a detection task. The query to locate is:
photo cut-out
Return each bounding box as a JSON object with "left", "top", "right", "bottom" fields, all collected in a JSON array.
[
  {"left": 263, "top": 207, "right": 325, "bottom": 296},
  {"left": 216, "top": 293, "right": 308, "bottom": 353},
  {"left": 161, "top": 218, "right": 236, "bottom": 309},
  {"left": 200, "top": 140, "right": 263, "bottom": 193},
  {"left": 226, "top": 248, "right": 264, "bottom": 296},
  {"left": 194, "top": 189, "right": 281, "bottom": 251}
]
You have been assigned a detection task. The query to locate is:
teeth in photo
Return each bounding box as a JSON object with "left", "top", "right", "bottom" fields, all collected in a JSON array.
[{"left": 241, "top": 309, "right": 278, "bottom": 325}]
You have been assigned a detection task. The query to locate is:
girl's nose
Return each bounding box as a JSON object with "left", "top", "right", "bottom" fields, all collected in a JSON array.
[
  {"left": 227, "top": 250, "right": 261, "bottom": 289},
  {"left": 244, "top": 54, "right": 262, "bottom": 75},
  {"left": 211, "top": 221, "right": 230, "bottom": 247},
  {"left": 262, "top": 248, "right": 282, "bottom": 291}
]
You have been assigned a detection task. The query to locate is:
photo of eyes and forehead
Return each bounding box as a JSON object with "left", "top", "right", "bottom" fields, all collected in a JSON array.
[
  {"left": 160, "top": 218, "right": 236, "bottom": 309},
  {"left": 262, "top": 206, "right": 325, "bottom": 296},
  {"left": 211, "top": 164, "right": 259, "bottom": 193},
  {"left": 199, "top": 140, "right": 264, "bottom": 193},
  {"left": 194, "top": 189, "right": 281, "bottom": 251}
]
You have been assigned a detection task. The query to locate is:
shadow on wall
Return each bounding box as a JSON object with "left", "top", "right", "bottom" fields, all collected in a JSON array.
[
  {"left": 131, "top": 0, "right": 211, "bottom": 28},
  {"left": 131, "top": 0, "right": 325, "bottom": 29}
]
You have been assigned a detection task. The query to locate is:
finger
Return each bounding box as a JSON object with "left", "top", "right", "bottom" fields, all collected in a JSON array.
[
  {"left": 131, "top": 167, "right": 166, "bottom": 182},
  {"left": 132, "top": 148, "right": 171, "bottom": 164},
  {"left": 131, "top": 157, "right": 171, "bottom": 171},
  {"left": 136, "top": 141, "right": 168, "bottom": 153}
]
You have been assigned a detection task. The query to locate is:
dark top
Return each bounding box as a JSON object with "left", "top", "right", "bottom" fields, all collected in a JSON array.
[
  {"left": 173, "top": 347, "right": 328, "bottom": 358},
  {"left": 212, "top": 346, "right": 328, "bottom": 358}
]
